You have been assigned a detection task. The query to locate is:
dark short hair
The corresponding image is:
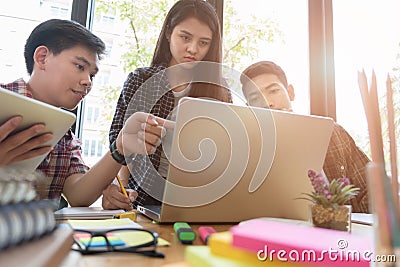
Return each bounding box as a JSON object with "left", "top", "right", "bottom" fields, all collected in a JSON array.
[
  {"left": 240, "top": 61, "right": 288, "bottom": 89},
  {"left": 24, "top": 19, "right": 106, "bottom": 75}
]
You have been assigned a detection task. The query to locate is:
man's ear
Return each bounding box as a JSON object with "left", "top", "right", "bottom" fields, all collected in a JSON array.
[
  {"left": 33, "top": 46, "right": 50, "bottom": 70},
  {"left": 287, "top": 84, "right": 295, "bottom": 101}
]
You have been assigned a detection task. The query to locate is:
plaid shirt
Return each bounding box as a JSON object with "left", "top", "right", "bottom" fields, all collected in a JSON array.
[
  {"left": 110, "top": 66, "right": 174, "bottom": 207},
  {"left": 323, "top": 123, "right": 370, "bottom": 213},
  {"left": 110, "top": 65, "right": 232, "bottom": 207},
  {"left": 0, "top": 79, "right": 89, "bottom": 200}
]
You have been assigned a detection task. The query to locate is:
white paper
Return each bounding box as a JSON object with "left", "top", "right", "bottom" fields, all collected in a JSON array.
[
  {"left": 68, "top": 218, "right": 142, "bottom": 231},
  {"left": 351, "top": 213, "right": 374, "bottom": 225}
]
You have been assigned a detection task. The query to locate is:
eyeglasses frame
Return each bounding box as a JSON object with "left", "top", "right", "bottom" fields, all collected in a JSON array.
[{"left": 72, "top": 227, "right": 165, "bottom": 258}]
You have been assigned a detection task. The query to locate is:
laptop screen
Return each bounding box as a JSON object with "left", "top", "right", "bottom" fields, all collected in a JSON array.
[{"left": 141, "top": 97, "right": 333, "bottom": 223}]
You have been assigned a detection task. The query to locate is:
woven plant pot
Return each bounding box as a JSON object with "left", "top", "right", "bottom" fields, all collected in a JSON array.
[{"left": 311, "top": 204, "right": 351, "bottom": 232}]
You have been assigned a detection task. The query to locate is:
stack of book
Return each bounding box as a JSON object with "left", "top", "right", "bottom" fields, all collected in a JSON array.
[
  {"left": 184, "top": 219, "right": 373, "bottom": 267},
  {"left": 0, "top": 169, "right": 73, "bottom": 267}
]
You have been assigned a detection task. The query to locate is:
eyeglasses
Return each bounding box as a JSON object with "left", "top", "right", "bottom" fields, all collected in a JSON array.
[{"left": 72, "top": 228, "right": 165, "bottom": 258}]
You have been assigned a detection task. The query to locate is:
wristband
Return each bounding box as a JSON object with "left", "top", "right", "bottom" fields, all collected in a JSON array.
[{"left": 109, "top": 140, "right": 127, "bottom": 166}]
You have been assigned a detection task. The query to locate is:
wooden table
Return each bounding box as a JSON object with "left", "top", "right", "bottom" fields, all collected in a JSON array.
[
  {"left": 61, "top": 214, "right": 235, "bottom": 267},
  {"left": 60, "top": 214, "right": 376, "bottom": 267}
]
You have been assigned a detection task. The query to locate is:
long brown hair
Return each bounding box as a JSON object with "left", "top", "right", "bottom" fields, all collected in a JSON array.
[{"left": 151, "top": 0, "right": 231, "bottom": 103}]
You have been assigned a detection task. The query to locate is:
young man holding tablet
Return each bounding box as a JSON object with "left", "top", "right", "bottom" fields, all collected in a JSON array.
[{"left": 0, "top": 19, "right": 171, "bottom": 208}]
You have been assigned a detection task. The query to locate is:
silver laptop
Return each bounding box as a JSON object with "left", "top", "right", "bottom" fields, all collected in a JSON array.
[
  {"left": 0, "top": 87, "right": 76, "bottom": 172},
  {"left": 137, "top": 97, "right": 334, "bottom": 223}
]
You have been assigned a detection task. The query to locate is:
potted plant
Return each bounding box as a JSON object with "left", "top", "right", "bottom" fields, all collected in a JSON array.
[{"left": 300, "top": 169, "right": 360, "bottom": 232}]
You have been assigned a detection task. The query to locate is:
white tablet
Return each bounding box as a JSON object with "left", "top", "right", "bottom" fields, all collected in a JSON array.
[{"left": 0, "top": 86, "right": 76, "bottom": 172}]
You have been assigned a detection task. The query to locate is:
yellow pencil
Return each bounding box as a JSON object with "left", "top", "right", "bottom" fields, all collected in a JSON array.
[{"left": 116, "top": 174, "right": 129, "bottom": 198}]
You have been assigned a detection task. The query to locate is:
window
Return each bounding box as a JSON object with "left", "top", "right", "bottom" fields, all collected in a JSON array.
[
  {"left": 104, "top": 41, "right": 113, "bottom": 59},
  {"left": 84, "top": 106, "right": 100, "bottom": 125},
  {"left": 94, "top": 70, "right": 110, "bottom": 88},
  {"left": 86, "top": 107, "right": 93, "bottom": 124},
  {"left": 93, "top": 107, "right": 100, "bottom": 123},
  {"left": 90, "top": 140, "right": 96, "bottom": 156},
  {"left": 83, "top": 140, "right": 90, "bottom": 156},
  {"left": 97, "top": 141, "right": 103, "bottom": 157},
  {"left": 223, "top": 0, "right": 309, "bottom": 113},
  {"left": 94, "top": 12, "right": 116, "bottom": 31},
  {"left": 332, "top": 0, "right": 400, "bottom": 165},
  {"left": 81, "top": 135, "right": 108, "bottom": 166},
  {"left": 49, "top": 5, "right": 69, "bottom": 17},
  {"left": 102, "top": 15, "right": 115, "bottom": 26}
]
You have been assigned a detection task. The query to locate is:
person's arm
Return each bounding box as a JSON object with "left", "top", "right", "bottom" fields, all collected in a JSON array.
[
  {"left": 63, "top": 112, "right": 174, "bottom": 207},
  {"left": 324, "top": 123, "right": 371, "bottom": 213},
  {"left": 109, "top": 70, "right": 144, "bottom": 145},
  {"left": 340, "top": 126, "right": 370, "bottom": 213},
  {"left": 0, "top": 116, "right": 53, "bottom": 166},
  {"left": 118, "top": 166, "right": 131, "bottom": 187}
]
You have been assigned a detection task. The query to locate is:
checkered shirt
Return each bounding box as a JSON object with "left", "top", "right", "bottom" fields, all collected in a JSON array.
[
  {"left": 323, "top": 123, "right": 370, "bottom": 213},
  {"left": 109, "top": 66, "right": 174, "bottom": 207}
]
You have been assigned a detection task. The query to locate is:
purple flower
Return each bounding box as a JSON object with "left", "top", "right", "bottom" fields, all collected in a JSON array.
[
  {"left": 304, "top": 169, "right": 359, "bottom": 207},
  {"left": 308, "top": 169, "right": 329, "bottom": 194},
  {"left": 308, "top": 169, "right": 317, "bottom": 178},
  {"left": 338, "top": 177, "right": 350, "bottom": 189}
]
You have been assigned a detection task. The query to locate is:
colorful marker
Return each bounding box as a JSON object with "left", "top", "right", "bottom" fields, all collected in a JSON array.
[
  {"left": 113, "top": 210, "right": 137, "bottom": 221},
  {"left": 174, "top": 222, "right": 196, "bottom": 244},
  {"left": 198, "top": 226, "right": 217, "bottom": 244}
]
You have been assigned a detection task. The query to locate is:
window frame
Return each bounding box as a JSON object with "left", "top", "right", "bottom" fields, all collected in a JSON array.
[
  {"left": 69, "top": 0, "right": 93, "bottom": 138},
  {"left": 308, "top": 0, "right": 336, "bottom": 120}
]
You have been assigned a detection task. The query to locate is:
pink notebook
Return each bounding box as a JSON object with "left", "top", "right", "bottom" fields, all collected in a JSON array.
[{"left": 230, "top": 219, "right": 373, "bottom": 267}]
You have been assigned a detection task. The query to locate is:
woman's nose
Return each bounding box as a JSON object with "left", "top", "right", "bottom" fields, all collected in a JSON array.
[{"left": 187, "top": 42, "right": 198, "bottom": 54}]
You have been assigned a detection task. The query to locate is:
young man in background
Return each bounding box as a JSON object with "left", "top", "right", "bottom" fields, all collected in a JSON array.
[{"left": 240, "top": 60, "right": 370, "bottom": 213}]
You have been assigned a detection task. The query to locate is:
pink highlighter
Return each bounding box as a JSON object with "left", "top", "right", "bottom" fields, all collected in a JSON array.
[{"left": 198, "top": 226, "right": 217, "bottom": 245}]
